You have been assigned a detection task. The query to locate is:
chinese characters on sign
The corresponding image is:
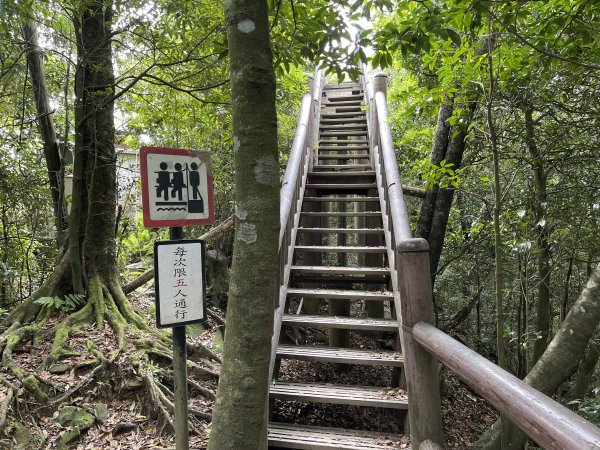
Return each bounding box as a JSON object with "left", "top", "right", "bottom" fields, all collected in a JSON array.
[
  {"left": 140, "top": 147, "right": 215, "bottom": 227},
  {"left": 155, "top": 240, "right": 206, "bottom": 328}
]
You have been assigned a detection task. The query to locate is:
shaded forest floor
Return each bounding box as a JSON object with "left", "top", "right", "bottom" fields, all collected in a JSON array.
[{"left": 0, "top": 290, "right": 495, "bottom": 449}]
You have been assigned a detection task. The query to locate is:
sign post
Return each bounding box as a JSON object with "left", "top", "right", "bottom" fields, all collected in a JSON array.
[
  {"left": 141, "top": 147, "right": 215, "bottom": 450},
  {"left": 169, "top": 227, "right": 188, "bottom": 450}
]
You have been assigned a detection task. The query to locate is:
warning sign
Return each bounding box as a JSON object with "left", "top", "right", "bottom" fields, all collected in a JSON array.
[{"left": 140, "top": 147, "right": 215, "bottom": 227}]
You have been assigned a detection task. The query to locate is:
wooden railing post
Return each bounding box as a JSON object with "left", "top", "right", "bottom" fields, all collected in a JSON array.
[{"left": 397, "top": 238, "right": 443, "bottom": 449}]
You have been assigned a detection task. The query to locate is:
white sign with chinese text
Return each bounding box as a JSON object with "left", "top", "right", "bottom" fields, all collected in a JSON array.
[{"left": 154, "top": 240, "right": 206, "bottom": 328}]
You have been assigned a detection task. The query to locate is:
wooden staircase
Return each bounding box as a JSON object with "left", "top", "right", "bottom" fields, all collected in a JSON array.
[{"left": 268, "top": 80, "right": 408, "bottom": 448}]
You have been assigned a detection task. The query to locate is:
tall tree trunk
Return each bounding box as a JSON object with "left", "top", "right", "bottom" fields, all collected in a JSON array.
[
  {"left": 69, "top": 0, "right": 117, "bottom": 292},
  {"left": 486, "top": 18, "right": 509, "bottom": 449},
  {"left": 416, "top": 98, "right": 477, "bottom": 287},
  {"left": 524, "top": 106, "right": 551, "bottom": 366},
  {"left": 21, "top": 21, "right": 67, "bottom": 239},
  {"left": 208, "top": 1, "right": 278, "bottom": 448},
  {"left": 477, "top": 264, "right": 600, "bottom": 449},
  {"left": 416, "top": 102, "right": 453, "bottom": 243},
  {"left": 517, "top": 256, "right": 529, "bottom": 378}
]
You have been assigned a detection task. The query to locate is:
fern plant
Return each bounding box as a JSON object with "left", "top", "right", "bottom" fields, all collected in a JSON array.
[{"left": 34, "top": 294, "right": 86, "bottom": 312}]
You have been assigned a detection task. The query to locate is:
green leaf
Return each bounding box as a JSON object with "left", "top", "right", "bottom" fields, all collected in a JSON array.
[{"left": 446, "top": 28, "right": 461, "bottom": 47}]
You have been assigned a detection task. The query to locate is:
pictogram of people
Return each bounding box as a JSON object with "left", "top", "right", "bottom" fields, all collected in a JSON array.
[
  {"left": 171, "top": 163, "right": 187, "bottom": 201},
  {"left": 156, "top": 162, "right": 171, "bottom": 201},
  {"left": 153, "top": 160, "right": 204, "bottom": 213},
  {"left": 189, "top": 163, "right": 202, "bottom": 200}
]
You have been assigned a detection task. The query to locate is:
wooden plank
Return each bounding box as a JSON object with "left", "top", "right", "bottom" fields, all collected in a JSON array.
[
  {"left": 319, "top": 145, "right": 369, "bottom": 152},
  {"left": 319, "top": 118, "right": 367, "bottom": 124},
  {"left": 322, "top": 100, "right": 363, "bottom": 107},
  {"left": 312, "top": 165, "right": 372, "bottom": 170},
  {"left": 302, "top": 197, "right": 379, "bottom": 202},
  {"left": 321, "top": 112, "right": 366, "bottom": 119},
  {"left": 308, "top": 171, "right": 376, "bottom": 176},
  {"left": 282, "top": 314, "right": 397, "bottom": 331},
  {"left": 328, "top": 106, "right": 363, "bottom": 112},
  {"left": 277, "top": 345, "right": 404, "bottom": 366},
  {"left": 296, "top": 227, "right": 383, "bottom": 234},
  {"left": 300, "top": 212, "right": 381, "bottom": 217},
  {"left": 324, "top": 83, "right": 362, "bottom": 90},
  {"left": 294, "top": 245, "right": 386, "bottom": 253},
  {"left": 323, "top": 94, "right": 364, "bottom": 101},
  {"left": 320, "top": 139, "right": 369, "bottom": 145},
  {"left": 270, "top": 381, "right": 408, "bottom": 409},
  {"left": 290, "top": 266, "right": 389, "bottom": 275},
  {"left": 317, "top": 155, "right": 370, "bottom": 160},
  {"left": 320, "top": 131, "right": 368, "bottom": 137},
  {"left": 320, "top": 124, "right": 367, "bottom": 130},
  {"left": 304, "top": 183, "right": 377, "bottom": 189},
  {"left": 268, "top": 423, "right": 405, "bottom": 450},
  {"left": 287, "top": 287, "right": 393, "bottom": 301}
]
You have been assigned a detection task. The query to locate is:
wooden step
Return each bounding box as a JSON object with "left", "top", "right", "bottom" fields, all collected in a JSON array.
[
  {"left": 296, "top": 227, "right": 383, "bottom": 234},
  {"left": 294, "top": 245, "right": 386, "bottom": 253},
  {"left": 320, "top": 124, "right": 367, "bottom": 130},
  {"left": 319, "top": 117, "right": 367, "bottom": 124},
  {"left": 268, "top": 423, "right": 405, "bottom": 449},
  {"left": 321, "top": 97, "right": 363, "bottom": 108},
  {"left": 320, "top": 139, "right": 369, "bottom": 145},
  {"left": 324, "top": 83, "right": 362, "bottom": 90},
  {"left": 321, "top": 112, "right": 366, "bottom": 119},
  {"left": 291, "top": 266, "right": 389, "bottom": 275},
  {"left": 312, "top": 164, "right": 372, "bottom": 170},
  {"left": 320, "top": 131, "right": 368, "bottom": 137},
  {"left": 308, "top": 170, "right": 375, "bottom": 176},
  {"left": 287, "top": 287, "right": 393, "bottom": 301},
  {"left": 276, "top": 345, "right": 403, "bottom": 366},
  {"left": 300, "top": 211, "right": 381, "bottom": 218},
  {"left": 317, "top": 155, "right": 370, "bottom": 160},
  {"left": 318, "top": 145, "right": 369, "bottom": 151},
  {"left": 302, "top": 197, "right": 379, "bottom": 202},
  {"left": 324, "top": 94, "right": 364, "bottom": 101},
  {"left": 282, "top": 315, "right": 397, "bottom": 331},
  {"left": 304, "top": 183, "right": 377, "bottom": 190},
  {"left": 270, "top": 381, "right": 408, "bottom": 409},
  {"left": 330, "top": 106, "right": 363, "bottom": 112}
]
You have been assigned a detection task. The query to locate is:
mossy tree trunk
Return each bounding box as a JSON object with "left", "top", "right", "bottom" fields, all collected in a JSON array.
[{"left": 208, "top": 0, "right": 278, "bottom": 448}]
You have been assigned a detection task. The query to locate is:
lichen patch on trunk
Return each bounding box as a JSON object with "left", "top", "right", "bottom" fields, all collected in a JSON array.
[
  {"left": 254, "top": 155, "right": 279, "bottom": 186},
  {"left": 237, "top": 222, "right": 257, "bottom": 244},
  {"left": 237, "top": 20, "right": 255, "bottom": 33}
]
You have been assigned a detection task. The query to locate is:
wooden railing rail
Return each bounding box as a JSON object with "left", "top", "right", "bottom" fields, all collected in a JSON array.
[
  {"left": 364, "top": 69, "right": 600, "bottom": 449},
  {"left": 414, "top": 322, "right": 600, "bottom": 449},
  {"left": 269, "top": 70, "right": 324, "bottom": 381},
  {"left": 363, "top": 69, "right": 443, "bottom": 448}
]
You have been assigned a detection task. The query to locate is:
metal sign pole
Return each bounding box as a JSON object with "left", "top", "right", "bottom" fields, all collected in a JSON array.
[{"left": 169, "top": 226, "right": 189, "bottom": 450}]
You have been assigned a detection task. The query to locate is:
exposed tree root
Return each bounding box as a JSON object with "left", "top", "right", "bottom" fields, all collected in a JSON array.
[
  {"left": 1, "top": 253, "right": 222, "bottom": 446},
  {"left": 49, "top": 350, "right": 108, "bottom": 405},
  {"left": 141, "top": 361, "right": 175, "bottom": 431},
  {"left": 0, "top": 383, "right": 15, "bottom": 432},
  {"left": 187, "top": 341, "right": 221, "bottom": 364},
  {"left": 182, "top": 376, "right": 216, "bottom": 400},
  {"left": 2, "top": 324, "right": 50, "bottom": 403},
  {"left": 207, "top": 308, "right": 226, "bottom": 327}
]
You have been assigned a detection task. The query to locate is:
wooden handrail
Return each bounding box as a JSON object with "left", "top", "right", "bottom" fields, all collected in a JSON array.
[
  {"left": 364, "top": 68, "right": 600, "bottom": 448},
  {"left": 270, "top": 69, "right": 324, "bottom": 382},
  {"left": 374, "top": 91, "right": 412, "bottom": 243},
  {"left": 279, "top": 92, "right": 312, "bottom": 245},
  {"left": 413, "top": 322, "right": 600, "bottom": 449}
]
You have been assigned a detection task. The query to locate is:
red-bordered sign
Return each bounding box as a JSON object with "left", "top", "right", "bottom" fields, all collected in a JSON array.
[{"left": 140, "top": 147, "right": 215, "bottom": 227}]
